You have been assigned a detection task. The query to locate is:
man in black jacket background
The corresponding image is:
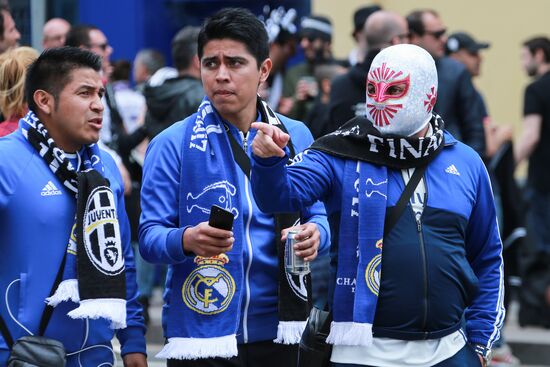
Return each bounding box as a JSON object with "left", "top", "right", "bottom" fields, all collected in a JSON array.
[
  {"left": 327, "top": 10, "right": 408, "bottom": 135},
  {"left": 407, "top": 9, "right": 486, "bottom": 157}
]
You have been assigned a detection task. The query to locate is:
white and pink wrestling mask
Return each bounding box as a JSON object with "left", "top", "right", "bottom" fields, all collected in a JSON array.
[{"left": 366, "top": 44, "right": 438, "bottom": 137}]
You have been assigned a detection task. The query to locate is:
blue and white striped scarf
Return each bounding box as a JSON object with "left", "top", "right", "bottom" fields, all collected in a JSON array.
[{"left": 326, "top": 160, "right": 387, "bottom": 347}]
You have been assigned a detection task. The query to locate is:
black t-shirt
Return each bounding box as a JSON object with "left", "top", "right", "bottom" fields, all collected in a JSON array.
[{"left": 524, "top": 71, "right": 550, "bottom": 192}]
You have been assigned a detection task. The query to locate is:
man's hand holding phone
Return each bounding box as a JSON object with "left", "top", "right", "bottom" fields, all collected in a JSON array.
[{"left": 182, "top": 205, "right": 235, "bottom": 257}]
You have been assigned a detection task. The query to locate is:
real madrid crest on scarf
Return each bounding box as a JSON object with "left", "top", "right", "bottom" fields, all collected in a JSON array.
[
  {"left": 183, "top": 254, "right": 236, "bottom": 315},
  {"left": 365, "top": 239, "right": 383, "bottom": 296}
]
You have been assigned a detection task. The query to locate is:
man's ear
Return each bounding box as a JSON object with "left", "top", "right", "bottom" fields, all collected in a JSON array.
[
  {"left": 259, "top": 58, "right": 272, "bottom": 84},
  {"left": 409, "top": 33, "right": 420, "bottom": 46},
  {"left": 33, "top": 90, "right": 54, "bottom": 115},
  {"left": 535, "top": 48, "right": 545, "bottom": 64}
]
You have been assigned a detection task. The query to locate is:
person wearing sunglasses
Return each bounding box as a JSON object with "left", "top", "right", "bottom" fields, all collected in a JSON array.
[
  {"left": 280, "top": 15, "right": 335, "bottom": 121},
  {"left": 66, "top": 25, "right": 114, "bottom": 79},
  {"left": 407, "top": 9, "right": 486, "bottom": 159},
  {"left": 328, "top": 10, "right": 409, "bottom": 136},
  {"left": 0, "top": 4, "right": 20, "bottom": 55}
]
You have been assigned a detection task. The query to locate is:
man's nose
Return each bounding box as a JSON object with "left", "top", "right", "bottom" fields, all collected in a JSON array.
[
  {"left": 216, "top": 64, "right": 229, "bottom": 81},
  {"left": 92, "top": 94, "right": 104, "bottom": 112}
]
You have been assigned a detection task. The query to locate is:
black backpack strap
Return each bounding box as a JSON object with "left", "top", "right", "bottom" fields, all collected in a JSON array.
[
  {"left": 0, "top": 310, "right": 14, "bottom": 348},
  {"left": 225, "top": 98, "right": 296, "bottom": 179},
  {"left": 225, "top": 125, "right": 252, "bottom": 179},
  {"left": 103, "top": 83, "right": 127, "bottom": 153},
  {"left": 257, "top": 97, "right": 296, "bottom": 158},
  {"left": 320, "top": 165, "right": 428, "bottom": 322},
  {"left": 384, "top": 165, "right": 427, "bottom": 237},
  {"left": 38, "top": 251, "right": 68, "bottom": 336}
]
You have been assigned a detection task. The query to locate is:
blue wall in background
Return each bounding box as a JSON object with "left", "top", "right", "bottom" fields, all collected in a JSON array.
[{"left": 72, "top": 0, "right": 310, "bottom": 66}]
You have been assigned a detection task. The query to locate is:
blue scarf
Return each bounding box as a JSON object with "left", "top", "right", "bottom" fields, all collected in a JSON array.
[
  {"left": 326, "top": 160, "right": 387, "bottom": 347},
  {"left": 156, "top": 98, "right": 245, "bottom": 359},
  {"left": 158, "top": 97, "right": 311, "bottom": 360}
]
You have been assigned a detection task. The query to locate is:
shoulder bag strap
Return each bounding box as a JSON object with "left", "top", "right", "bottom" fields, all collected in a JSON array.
[
  {"left": 321, "top": 164, "right": 428, "bottom": 326},
  {"left": 0, "top": 250, "right": 66, "bottom": 348},
  {"left": 224, "top": 105, "right": 295, "bottom": 178},
  {"left": 384, "top": 164, "right": 428, "bottom": 237},
  {"left": 38, "top": 251, "right": 68, "bottom": 336},
  {"left": 0, "top": 309, "right": 14, "bottom": 348}
]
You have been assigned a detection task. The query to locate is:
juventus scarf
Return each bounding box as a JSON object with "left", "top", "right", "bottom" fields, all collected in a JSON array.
[
  {"left": 20, "top": 110, "right": 127, "bottom": 329},
  {"left": 311, "top": 114, "right": 445, "bottom": 169},
  {"left": 156, "top": 97, "right": 309, "bottom": 360}
]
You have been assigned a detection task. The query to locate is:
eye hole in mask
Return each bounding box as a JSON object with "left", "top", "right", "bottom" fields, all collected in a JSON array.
[{"left": 367, "top": 76, "right": 410, "bottom": 103}]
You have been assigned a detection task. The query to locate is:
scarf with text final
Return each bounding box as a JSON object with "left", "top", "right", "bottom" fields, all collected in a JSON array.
[{"left": 310, "top": 114, "right": 444, "bottom": 346}]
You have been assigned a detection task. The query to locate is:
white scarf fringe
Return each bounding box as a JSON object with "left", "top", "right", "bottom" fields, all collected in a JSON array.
[
  {"left": 67, "top": 298, "right": 127, "bottom": 329},
  {"left": 273, "top": 321, "right": 307, "bottom": 344},
  {"left": 156, "top": 335, "right": 238, "bottom": 360},
  {"left": 45, "top": 279, "right": 80, "bottom": 306},
  {"left": 326, "top": 321, "right": 373, "bottom": 346}
]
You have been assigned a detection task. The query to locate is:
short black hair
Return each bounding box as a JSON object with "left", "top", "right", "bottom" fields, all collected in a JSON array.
[
  {"left": 524, "top": 37, "right": 550, "bottom": 63},
  {"left": 65, "top": 24, "right": 98, "bottom": 48},
  {"left": 406, "top": 9, "right": 439, "bottom": 37},
  {"left": 273, "top": 28, "right": 295, "bottom": 46},
  {"left": 198, "top": 8, "right": 269, "bottom": 68},
  {"left": 111, "top": 59, "right": 131, "bottom": 82},
  {"left": 25, "top": 47, "right": 102, "bottom": 113},
  {"left": 172, "top": 26, "right": 200, "bottom": 71}
]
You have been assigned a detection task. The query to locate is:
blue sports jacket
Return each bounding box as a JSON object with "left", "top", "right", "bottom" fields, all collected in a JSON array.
[
  {"left": 0, "top": 128, "right": 146, "bottom": 366},
  {"left": 251, "top": 132, "right": 504, "bottom": 350},
  {"left": 139, "top": 112, "right": 330, "bottom": 344}
]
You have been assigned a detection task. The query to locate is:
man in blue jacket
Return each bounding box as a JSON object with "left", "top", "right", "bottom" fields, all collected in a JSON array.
[
  {"left": 139, "top": 8, "right": 329, "bottom": 367},
  {"left": 0, "top": 47, "right": 146, "bottom": 366},
  {"left": 250, "top": 44, "right": 503, "bottom": 367}
]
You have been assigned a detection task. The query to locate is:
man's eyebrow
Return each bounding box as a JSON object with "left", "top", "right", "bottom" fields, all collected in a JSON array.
[
  {"left": 224, "top": 55, "right": 247, "bottom": 63},
  {"left": 76, "top": 84, "right": 105, "bottom": 94},
  {"left": 202, "top": 56, "right": 218, "bottom": 63}
]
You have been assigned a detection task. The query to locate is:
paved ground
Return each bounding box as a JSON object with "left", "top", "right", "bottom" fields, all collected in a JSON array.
[{"left": 111, "top": 290, "right": 550, "bottom": 366}]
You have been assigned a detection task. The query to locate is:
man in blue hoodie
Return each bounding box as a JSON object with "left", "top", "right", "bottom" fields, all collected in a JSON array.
[
  {"left": 139, "top": 7, "right": 329, "bottom": 367},
  {"left": 0, "top": 47, "right": 146, "bottom": 366}
]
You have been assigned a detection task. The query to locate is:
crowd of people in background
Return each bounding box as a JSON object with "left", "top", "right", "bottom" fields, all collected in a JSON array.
[{"left": 0, "top": 2, "right": 548, "bottom": 366}]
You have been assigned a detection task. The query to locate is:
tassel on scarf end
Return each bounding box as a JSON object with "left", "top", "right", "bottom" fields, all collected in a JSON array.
[
  {"left": 45, "top": 279, "right": 80, "bottom": 306},
  {"left": 326, "top": 322, "right": 373, "bottom": 346},
  {"left": 67, "top": 298, "right": 127, "bottom": 329},
  {"left": 273, "top": 321, "right": 306, "bottom": 344},
  {"left": 156, "top": 335, "right": 238, "bottom": 360}
]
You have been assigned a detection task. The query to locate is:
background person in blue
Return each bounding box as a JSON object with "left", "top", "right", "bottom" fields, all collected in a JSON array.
[
  {"left": 0, "top": 47, "right": 146, "bottom": 366},
  {"left": 139, "top": 8, "right": 329, "bottom": 367},
  {"left": 250, "top": 44, "right": 504, "bottom": 367}
]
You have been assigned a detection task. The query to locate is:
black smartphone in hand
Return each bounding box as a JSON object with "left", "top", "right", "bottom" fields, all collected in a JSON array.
[{"left": 209, "top": 205, "right": 235, "bottom": 231}]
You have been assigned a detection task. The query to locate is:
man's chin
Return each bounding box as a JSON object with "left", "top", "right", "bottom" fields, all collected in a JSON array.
[{"left": 83, "top": 135, "right": 100, "bottom": 147}]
